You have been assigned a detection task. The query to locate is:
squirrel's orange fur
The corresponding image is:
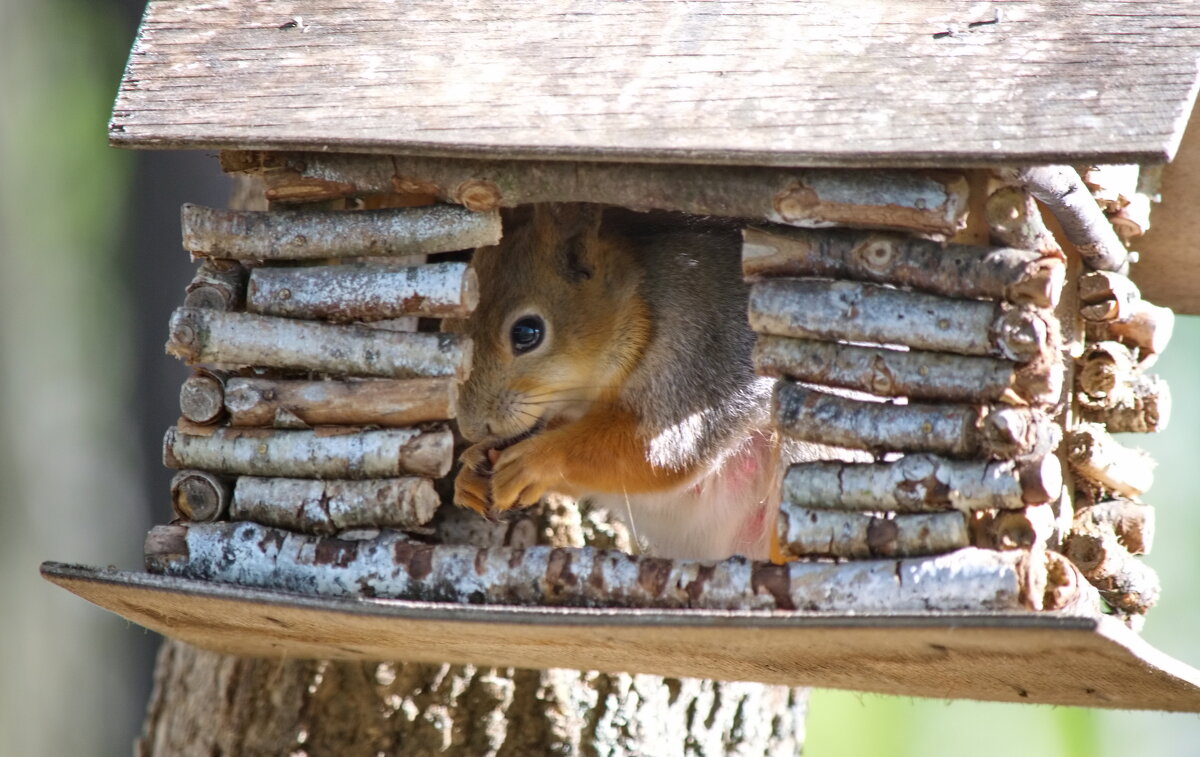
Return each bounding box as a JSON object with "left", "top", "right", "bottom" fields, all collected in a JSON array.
[{"left": 452, "top": 204, "right": 787, "bottom": 560}]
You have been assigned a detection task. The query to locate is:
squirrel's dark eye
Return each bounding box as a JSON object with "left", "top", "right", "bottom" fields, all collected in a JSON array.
[{"left": 510, "top": 315, "right": 545, "bottom": 355}]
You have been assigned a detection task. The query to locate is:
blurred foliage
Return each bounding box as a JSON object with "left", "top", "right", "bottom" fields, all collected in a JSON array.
[{"left": 0, "top": 1, "right": 145, "bottom": 756}]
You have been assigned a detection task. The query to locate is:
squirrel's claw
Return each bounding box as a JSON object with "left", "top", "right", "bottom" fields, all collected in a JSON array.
[
  {"left": 453, "top": 443, "right": 495, "bottom": 516},
  {"left": 490, "top": 436, "right": 558, "bottom": 512}
]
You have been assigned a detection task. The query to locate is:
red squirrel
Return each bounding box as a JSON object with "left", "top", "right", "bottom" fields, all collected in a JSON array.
[{"left": 451, "top": 204, "right": 785, "bottom": 561}]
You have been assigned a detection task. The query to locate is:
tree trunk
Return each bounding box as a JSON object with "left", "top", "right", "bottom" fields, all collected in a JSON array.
[
  {"left": 136, "top": 640, "right": 808, "bottom": 757},
  {"left": 137, "top": 176, "right": 809, "bottom": 756}
]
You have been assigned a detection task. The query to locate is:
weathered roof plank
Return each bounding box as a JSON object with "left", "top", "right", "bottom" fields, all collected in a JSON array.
[{"left": 111, "top": 0, "right": 1200, "bottom": 166}]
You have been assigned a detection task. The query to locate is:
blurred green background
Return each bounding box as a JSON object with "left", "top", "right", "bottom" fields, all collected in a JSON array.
[{"left": 0, "top": 1, "right": 1197, "bottom": 755}]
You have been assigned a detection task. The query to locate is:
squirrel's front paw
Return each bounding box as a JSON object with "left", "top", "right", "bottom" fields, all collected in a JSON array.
[
  {"left": 490, "top": 436, "right": 562, "bottom": 511},
  {"left": 453, "top": 443, "right": 494, "bottom": 516}
]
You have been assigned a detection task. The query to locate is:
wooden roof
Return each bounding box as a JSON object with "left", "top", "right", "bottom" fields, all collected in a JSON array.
[{"left": 111, "top": 0, "right": 1200, "bottom": 167}]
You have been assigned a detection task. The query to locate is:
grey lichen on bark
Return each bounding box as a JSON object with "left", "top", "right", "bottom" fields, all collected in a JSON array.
[
  {"left": 166, "top": 307, "right": 472, "bottom": 379},
  {"left": 754, "top": 335, "right": 1062, "bottom": 405},
  {"left": 772, "top": 382, "right": 1059, "bottom": 460},
  {"left": 748, "top": 279, "right": 1052, "bottom": 363},
  {"left": 246, "top": 261, "right": 479, "bottom": 321},
  {"left": 742, "top": 226, "right": 1064, "bottom": 307},
  {"left": 181, "top": 203, "right": 502, "bottom": 260}
]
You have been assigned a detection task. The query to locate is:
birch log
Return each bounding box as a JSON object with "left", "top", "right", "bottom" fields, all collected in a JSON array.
[
  {"left": 1086, "top": 299, "right": 1175, "bottom": 365},
  {"left": 181, "top": 204, "right": 502, "bottom": 260},
  {"left": 776, "top": 505, "right": 967, "bottom": 560},
  {"left": 1079, "top": 270, "right": 1141, "bottom": 309},
  {"left": 1008, "top": 166, "right": 1130, "bottom": 272},
  {"left": 1080, "top": 298, "right": 1141, "bottom": 324},
  {"left": 742, "top": 227, "right": 1064, "bottom": 308},
  {"left": 169, "top": 470, "right": 231, "bottom": 522},
  {"left": 1109, "top": 193, "right": 1152, "bottom": 241},
  {"left": 748, "top": 280, "right": 1051, "bottom": 363},
  {"left": 1079, "top": 165, "right": 1151, "bottom": 241},
  {"left": 1063, "top": 522, "right": 1160, "bottom": 614},
  {"left": 753, "top": 335, "right": 1061, "bottom": 405},
  {"left": 183, "top": 258, "right": 246, "bottom": 311},
  {"left": 144, "top": 522, "right": 1045, "bottom": 612},
  {"left": 162, "top": 426, "right": 453, "bottom": 479},
  {"left": 1066, "top": 423, "right": 1156, "bottom": 497},
  {"left": 969, "top": 504, "right": 1056, "bottom": 551},
  {"left": 230, "top": 477, "right": 439, "bottom": 535},
  {"left": 782, "top": 455, "right": 1061, "bottom": 513},
  {"left": 1078, "top": 371, "right": 1170, "bottom": 433},
  {"left": 1076, "top": 341, "right": 1138, "bottom": 398},
  {"left": 223, "top": 377, "right": 457, "bottom": 428},
  {"left": 166, "top": 308, "right": 471, "bottom": 379},
  {"left": 1043, "top": 551, "right": 1103, "bottom": 615},
  {"left": 246, "top": 261, "right": 478, "bottom": 321},
  {"left": 1074, "top": 500, "right": 1155, "bottom": 556},
  {"left": 773, "top": 383, "right": 1058, "bottom": 460},
  {"left": 224, "top": 151, "right": 970, "bottom": 238},
  {"left": 985, "top": 186, "right": 1062, "bottom": 257},
  {"left": 179, "top": 370, "right": 227, "bottom": 425}
]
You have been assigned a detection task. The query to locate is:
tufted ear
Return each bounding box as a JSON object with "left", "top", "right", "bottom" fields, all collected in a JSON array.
[{"left": 533, "top": 203, "right": 605, "bottom": 283}]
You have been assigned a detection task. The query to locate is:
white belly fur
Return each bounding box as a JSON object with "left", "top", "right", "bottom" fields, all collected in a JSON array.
[{"left": 586, "top": 431, "right": 779, "bottom": 561}]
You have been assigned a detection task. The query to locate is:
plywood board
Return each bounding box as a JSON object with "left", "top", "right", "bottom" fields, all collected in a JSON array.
[
  {"left": 42, "top": 562, "right": 1200, "bottom": 712},
  {"left": 111, "top": 1, "right": 1200, "bottom": 167},
  {"left": 1131, "top": 107, "right": 1200, "bottom": 314}
]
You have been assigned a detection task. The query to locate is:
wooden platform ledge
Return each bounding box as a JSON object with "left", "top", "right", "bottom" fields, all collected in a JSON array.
[{"left": 41, "top": 562, "right": 1200, "bottom": 713}]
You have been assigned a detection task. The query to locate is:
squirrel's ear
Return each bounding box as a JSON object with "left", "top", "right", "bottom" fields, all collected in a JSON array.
[{"left": 536, "top": 203, "right": 604, "bottom": 283}]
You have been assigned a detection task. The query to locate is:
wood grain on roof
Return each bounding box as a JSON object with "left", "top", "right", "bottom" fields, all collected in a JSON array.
[{"left": 111, "top": 0, "right": 1200, "bottom": 166}]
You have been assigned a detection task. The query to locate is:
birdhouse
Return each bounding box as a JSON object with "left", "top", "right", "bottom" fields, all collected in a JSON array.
[{"left": 43, "top": 1, "right": 1200, "bottom": 733}]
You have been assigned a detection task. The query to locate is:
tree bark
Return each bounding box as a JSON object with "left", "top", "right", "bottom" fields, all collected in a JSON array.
[
  {"left": 748, "top": 279, "right": 1051, "bottom": 363},
  {"left": 136, "top": 641, "right": 809, "bottom": 757},
  {"left": 781, "top": 454, "right": 1060, "bottom": 512},
  {"left": 1066, "top": 423, "right": 1156, "bottom": 497},
  {"left": 222, "top": 377, "right": 458, "bottom": 428},
  {"left": 1084, "top": 298, "right": 1175, "bottom": 366},
  {"left": 1073, "top": 499, "right": 1155, "bottom": 556},
  {"left": 741, "top": 226, "right": 1064, "bottom": 307},
  {"left": 178, "top": 370, "right": 228, "bottom": 425},
  {"left": 166, "top": 307, "right": 471, "bottom": 379},
  {"left": 181, "top": 203, "right": 502, "bottom": 260},
  {"left": 1077, "top": 370, "right": 1170, "bottom": 433},
  {"left": 183, "top": 258, "right": 246, "bottom": 311},
  {"left": 169, "top": 470, "right": 232, "bottom": 522},
  {"left": 162, "top": 425, "right": 453, "bottom": 479},
  {"left": 246, "top": 261, "right": 478, "bottom": 321},
  {"left": 753, "top": 335, "right": 1061, "bottom": 405},
  {"left": 985, "top": 186, "right": 1062, "bottom": 257},
  {"left": 968, "top": 504, "right": 1057, "bottom": 552},
  {"left": 228, "top": 477, "right": 440, "bottom": 535},
  {"left": 1076, "top": 341, "right": 1137, "bottom": 398},
  {"left": 144, "top": 521, "right": 1042, "bottom": 613},
  {"left": 221, "top": 150, "right": 970, "bottom": 238},
  {"left": 1007, "top": 165, "right": 1130, "bottom": 272},
  {"left": 1063, "top": 521, "right": 1160, "bottom": 615},
  {"left": 772, "top": 382, "right": 1058, "bottom": 460},
  {"left": 776, "top": 506, "right": 968, "bottom": 560}
]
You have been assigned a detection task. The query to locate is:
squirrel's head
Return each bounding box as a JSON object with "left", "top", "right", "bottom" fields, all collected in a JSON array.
[{"left": 453, "top": 203, "right": 649, "bottom": 444}]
